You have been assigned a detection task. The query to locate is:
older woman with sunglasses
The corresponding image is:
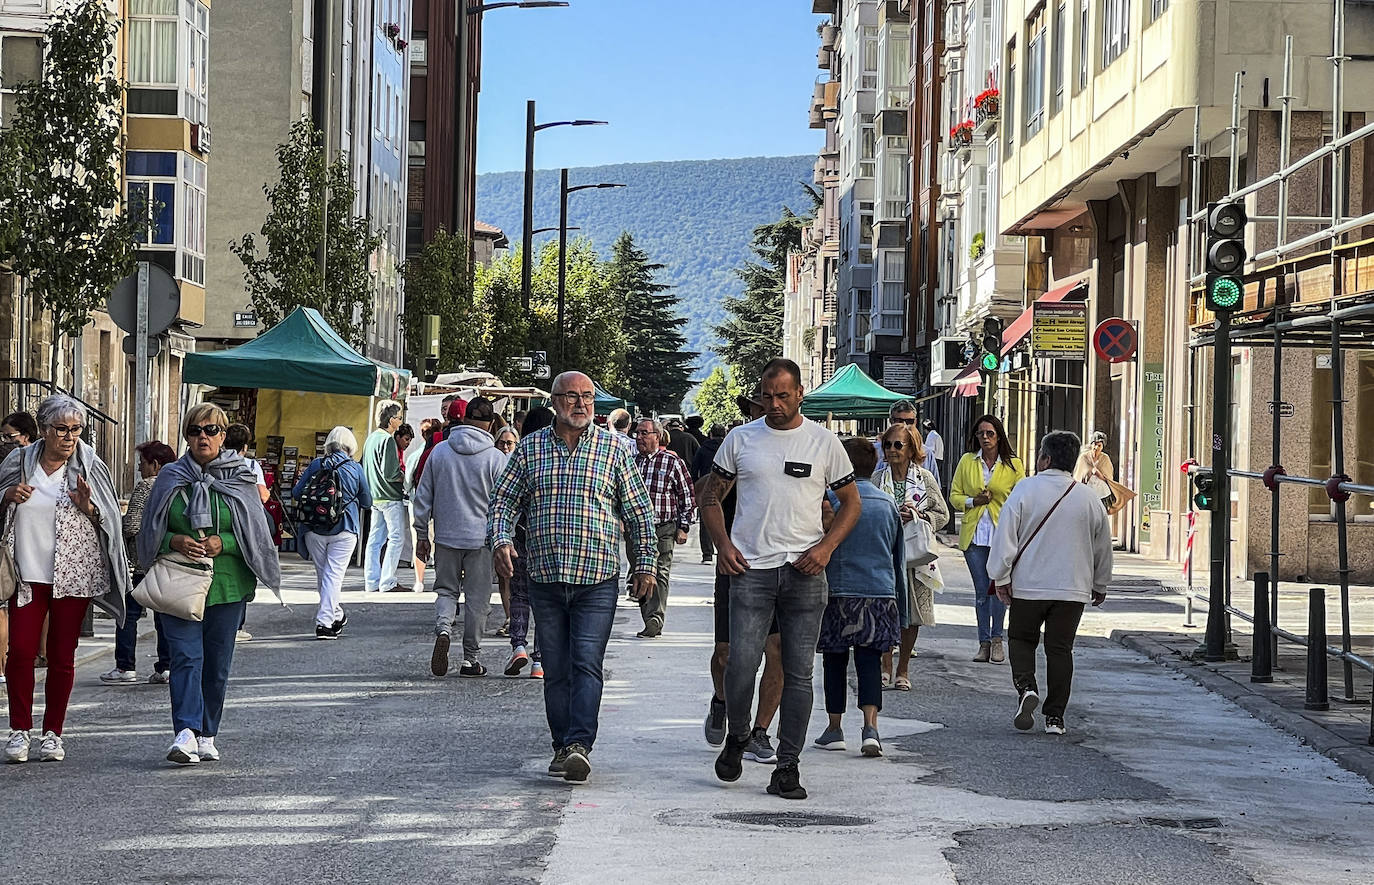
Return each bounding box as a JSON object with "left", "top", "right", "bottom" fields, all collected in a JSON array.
[
  {"left": 871, "top": 423, "right": 948, "bottom": 690},
  {"left": 138, "top": 403, "right": 281, "bottom": 765},
  {"left": 2, "top": 395, "right": 129, "bottom": 763},
  {"left": 949, "top": 414, "right": 1025, "bottom": 663}
]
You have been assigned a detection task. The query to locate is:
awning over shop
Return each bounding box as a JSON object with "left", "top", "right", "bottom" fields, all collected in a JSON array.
[
  {"left": 594, "top": 382, "right": 634, "bottom": 416},
  {"left": 1000, "top": 278, "right": 1090, "bottom": 357},
  {"left": 952, "top": 363, "right": 982, "bottom": 398},
  {"left": 800, "top": 363, "right": 912, "bottom": 419},
  {"left": 183, "top": 307, "right": 410, "bottom": 398}
]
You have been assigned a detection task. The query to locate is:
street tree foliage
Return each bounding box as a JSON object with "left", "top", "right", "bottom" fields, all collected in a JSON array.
[
  {"left": 400, "top": 229, "right": 478, "bottom": 374},
  {"left": 693, "top": 365, "right": 742, "bottom": 432},
  {"left": 0, "top": 0, "right": 139, "bottom": 381},
  {"left": 715, "top": 205, "right": 811, "bottom": 386},
  {"left": 610, "top": 232, "right": 696, "bottom": 415},
  {"left": 231, "top": 117, "right": 383, "bottom": 351}
]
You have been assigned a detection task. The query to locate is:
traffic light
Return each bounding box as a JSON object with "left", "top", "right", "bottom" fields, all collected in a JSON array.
[
  {"left": 1205, "top": 201, "right": 1247, "bottom": 313},
  {"left": 1191, "top": 468, "right": 1216, "bottom": 511},
  {"left": 980, "top": 317, "right": 1004, "bottom": 373}
]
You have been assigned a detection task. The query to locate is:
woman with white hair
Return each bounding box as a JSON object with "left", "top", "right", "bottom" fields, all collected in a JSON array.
[
  {"left": 2, "top": 395, "right": 129, "bottom": 763},
  {"left": 293, "top": 426, "right": 372, "bottom": 639}
]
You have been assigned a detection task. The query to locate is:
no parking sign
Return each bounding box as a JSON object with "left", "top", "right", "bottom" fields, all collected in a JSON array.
[{"left": 1093, "top": 318, "right": 1138, "bottom": 363}]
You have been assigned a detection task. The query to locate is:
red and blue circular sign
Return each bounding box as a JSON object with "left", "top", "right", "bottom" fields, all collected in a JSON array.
[{"left": 1093, "top": 318, "right": 1137, "bottom": 363}]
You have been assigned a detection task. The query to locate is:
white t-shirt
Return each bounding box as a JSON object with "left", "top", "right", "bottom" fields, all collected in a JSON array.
[
  {"left": 712, "top": 417, "right": 855, "bottom": 569},
  {"left": 15, "top": 464, "right": 64, "bottom": 584},
  {"left": 925, "top": 430, "right": 944, "bottom": 461}
]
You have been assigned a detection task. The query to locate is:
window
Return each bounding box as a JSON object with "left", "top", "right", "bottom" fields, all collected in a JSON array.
[
  {"left": 860, "top": 125, "right": 876, "bottom": 179},
  {"left": 129, "top": 0, "right": 178, "bottom": 86},
  {"left": 862, "top": 26, "right": 879, "bottom": 89},
  {"left": 127, "top": 151, "right": 177, "bottom": 246},
  {"left": 184, "top": 0, "right": 209, "bottom": 124},
  {"left": 1051, "top": 2, "right": 1066, "bottom": 114},
  {"left": 1077, "top": 0, "right": 1089, "bottom": 90},
  {"left": 1102, "top": 0, "right": 1129, "bottom": 67},
  {"left": 1356, "top": 357, "right": 1374, "bottom": 519},
  {"left": 1005, "top": 41, "right": 1016, "bottom": 158},
  {"left": 0, "top": 35, "right": 42, "bottom": 127},
  {"left": 1150, "top": 0, "right": 1168, "bottom": 21},
  {"left": 1025, "top": 7, "right": 1046, "bottom": 138},
  {"left": 180, "top": 153, "right": 206, "bottom": 284}
]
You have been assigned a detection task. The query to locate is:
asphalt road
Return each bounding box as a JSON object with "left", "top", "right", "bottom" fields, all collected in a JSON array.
[{"left": 3, "top": 540, "right": 1373, "bottom": 884}]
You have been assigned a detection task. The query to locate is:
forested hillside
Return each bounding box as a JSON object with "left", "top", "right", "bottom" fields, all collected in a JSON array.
[{"left": 476, "top": 155, "right": 814, "bottom": 373}]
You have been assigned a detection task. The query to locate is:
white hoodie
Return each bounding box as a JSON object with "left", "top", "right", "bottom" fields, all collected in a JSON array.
[{"left": 987, "top": 468, "right": 1113, "bottom": 604}]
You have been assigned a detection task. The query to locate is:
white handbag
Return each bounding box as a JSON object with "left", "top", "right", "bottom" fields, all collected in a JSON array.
[
  {"left": 903, "top": 516, "right": 937, "bottom": 567},
  {"left": 133, "top": 550, "right": 214, "bottom": 621}
]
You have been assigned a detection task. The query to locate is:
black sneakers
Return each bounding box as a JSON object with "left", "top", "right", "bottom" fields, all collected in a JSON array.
[
  {"left": 562, "top": 743, "right": 591, "bottom": 784},
  {"left": 315, "top": 623, "right": 340, "bottom": 640},
  {"left": 714, "top": 733, "right": 748, "bottom": 782},
  {"left": 547, "top": 747, "right": 569, "bottom": 778},
  {"left": 703, "top": 695, "right": 727, "bottom": 746},
  {"left": 767, "top": 762, "right": 808, "bottom": 800},
  {"left": 459, "top": 660, "right": 487, "bottom": 678},
  {"left": 431, "top": 633, "right": 450, "bottom": 677}
]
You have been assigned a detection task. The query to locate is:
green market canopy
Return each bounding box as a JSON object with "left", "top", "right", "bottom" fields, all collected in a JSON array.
[
  {"left": 800, "top": 363, "right": 910, "bottom": 420},
  {"left": 593, "top": 382, "right": 632, "bottom": 416},
  {"left": 183, "top": 307, "right": 410, "bottom": 398}
]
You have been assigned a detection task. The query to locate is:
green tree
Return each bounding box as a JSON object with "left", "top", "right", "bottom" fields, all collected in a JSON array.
[
  {"left": 473, "top": 249, "right": 531, "bottom": 385},
  {"left": 401, "top": 228, "right": 477, "bottom": 375},
  {"left": 610, "top": 232, "right": 696, "bottom": 415},
  {"left": 230, "top": 117, "right": 382, "bottom": 351},
  {"left": 715, "top": 206, "right": 811, "bottom": 386},
  {"left": 693, "top": 365, "right": 742, "bottom": 431},
  {"left": 0, "top": 0, "right": 139, "bottom": 382}
]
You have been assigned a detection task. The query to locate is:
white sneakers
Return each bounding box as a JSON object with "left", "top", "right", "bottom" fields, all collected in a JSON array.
[
  {"left": 167, "top": 728, "right": 200, "bottom": 765},
  {"left": 99, "top": 667, "right": 138, "bottom": 684},
  {"left": 196, "top": 735, "right": 220, "bottom": 762},
  {"left": 5, "top": 730, "right": 30, "bottom": 763},
  {"left": 4, "top": 730, "right": 63, "bottom": 762}
]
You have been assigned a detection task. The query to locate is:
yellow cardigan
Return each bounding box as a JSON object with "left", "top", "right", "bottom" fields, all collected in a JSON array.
[{"left": 948, "top": 452, "right": 1027, "bottom": 551}]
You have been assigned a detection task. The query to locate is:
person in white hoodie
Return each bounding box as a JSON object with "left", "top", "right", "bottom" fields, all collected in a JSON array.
[
  {"left": 413, "top": 397, "right": 507, "bottom": 678},
  {"left": 988, "top": 430, "right": 1113, "bottom": 736}
]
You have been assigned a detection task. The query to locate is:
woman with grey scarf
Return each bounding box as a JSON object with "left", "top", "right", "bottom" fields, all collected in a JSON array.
[
  {"left": 137, "top": 403, "right": 281, "bottom": 766},
  {"left": 2, "top": 395, "right": 128, "bottom": 764}
]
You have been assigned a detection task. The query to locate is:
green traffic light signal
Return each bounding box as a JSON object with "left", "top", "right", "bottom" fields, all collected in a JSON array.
[
  {"left": 1207, "top": 274, "right": 1242, "bottom": 312},
  {"left": 1193, "top": 490, "right": 1213, "bottom": 510},
  {"left": 980, "top": 351, "right": 1000, "bottom": 372},
  {"left": 1192, "top": 470, "right": 1216, "bottom": 511}
]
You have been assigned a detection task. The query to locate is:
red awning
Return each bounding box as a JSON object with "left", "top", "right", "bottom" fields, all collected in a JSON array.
[
  {"left": 1000, "top": 279, "right": 1089, "bottom": 357},
  {"left": 952, "top": 363, "right": 982, "bottom": 397}
]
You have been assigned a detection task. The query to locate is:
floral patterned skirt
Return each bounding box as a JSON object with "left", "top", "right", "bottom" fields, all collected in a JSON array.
[{"left": 817, "top": 597, "right": 901, "bottom": 654}]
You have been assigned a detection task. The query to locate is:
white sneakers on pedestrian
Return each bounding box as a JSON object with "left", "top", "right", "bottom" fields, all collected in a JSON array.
[
  {"left": 38, "top": 731, "right": 64, "bottom": 762},
  {"left": 196, "top": 735, "right": 220, "bottom": 762},
  {"left": 167, "top": 728, "right": 200, "bottom": 765},
  {"left": 1014, "top": 689, "right": 1040, "bottom": 731},
  {"left": 99, "top": 667, "right": 138, "bottom": 684},
  {"left": 148, "top": 670, "right": 170, "bottom": 685},
  {"left": 505, "top": 646, "right": 530, "bottom": 677},
  {"left": 5, "top": 730, "right": 30, "bottom": 763}
]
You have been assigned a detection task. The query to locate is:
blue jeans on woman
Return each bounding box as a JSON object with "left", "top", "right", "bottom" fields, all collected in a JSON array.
[
  {"left": 527, "top": 576, "right": 619, "bottom": 751},
  {"left": 161, "top": 599, "right": 246, "bottom": 737},
  {"left": 964, "top": 544, "right": 1005, "bottom": 642},
  {"left": 114, "top": 576, "right": 170, "bottom": 674}
]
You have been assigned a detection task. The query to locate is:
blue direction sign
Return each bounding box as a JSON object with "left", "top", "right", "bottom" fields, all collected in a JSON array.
[{"left": 1093, "top": 318, "right": 1138, "bottom": 363}]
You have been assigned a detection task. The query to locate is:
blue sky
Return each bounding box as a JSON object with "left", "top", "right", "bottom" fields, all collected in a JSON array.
[{"left": 475, "top": 0, "right": 823, "bottom": 173}]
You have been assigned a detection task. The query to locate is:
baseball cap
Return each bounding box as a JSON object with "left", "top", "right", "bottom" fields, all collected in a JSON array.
[
  {"left": 444, "top": 398, "right": 468, "bottom": 421},
  {"left": 465, "top": 396, "right": 496, "bottom": 422}
]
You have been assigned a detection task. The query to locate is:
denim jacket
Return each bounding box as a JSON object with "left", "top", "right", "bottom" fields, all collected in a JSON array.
[{"left": 824, "top": 479, "right": 908, "bottom": 622}]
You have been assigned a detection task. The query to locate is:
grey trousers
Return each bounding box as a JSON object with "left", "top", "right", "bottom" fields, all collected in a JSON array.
[
  {"left": 639, "top": 521, "right": 678, "bottom": 632},
  {"left": 434, "top": 543, "right": 494, "bottom": 661}
]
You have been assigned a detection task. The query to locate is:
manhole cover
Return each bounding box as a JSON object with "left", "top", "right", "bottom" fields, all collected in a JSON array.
[
  {"left": 714, "top": 811, "right": 873, "bottom": 829},
  {"left": 1141, "top": 816, "right": 1222, "bottom": 830}
]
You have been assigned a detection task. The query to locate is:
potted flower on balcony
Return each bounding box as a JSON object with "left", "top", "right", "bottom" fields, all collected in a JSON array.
[
  {"left": 384, "top": 22, "right": 401, "bottom": 39},
  {"left": 396, "top": 37, "right": 408, "bottom": 51},
  {"left": 974, "top": 88, "right": 1000, "bottom": 125},
  {"left": 950, "top": 120, "right": 975, "bottom": 147}
]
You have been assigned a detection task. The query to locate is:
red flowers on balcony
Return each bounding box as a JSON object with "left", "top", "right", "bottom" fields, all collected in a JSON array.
[
  {"left": 384, "top": 22, "right": 401, "bottom": 38},
  {"left": 974, "top": 88, "right": 1000, "bottom": 124},
  {"left": 950, "top": 120, "right": 975, "bottom": 146}
]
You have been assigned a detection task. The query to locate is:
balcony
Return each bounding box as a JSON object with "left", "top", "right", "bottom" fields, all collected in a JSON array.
[
  {"left": 812, "top": 0, "right": 836, "bottom": 12},
  {"left": 822, "top": 81, "right": 840, "bottom": 121},
  {"left": 818, "top": 46, "right": 832, "bottom": 69},
  {"left": 821, "top": 24, "right": 837, "bottom": 49}
]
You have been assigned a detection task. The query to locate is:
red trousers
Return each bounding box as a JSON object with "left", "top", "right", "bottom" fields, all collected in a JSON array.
[{"left": 6, "top": 583, "right": 89, "bottom": 735}]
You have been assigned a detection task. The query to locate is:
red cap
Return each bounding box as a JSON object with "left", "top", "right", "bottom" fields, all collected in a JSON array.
[{"left": 445, "top": 398, "right": 468, "bottom": 421}]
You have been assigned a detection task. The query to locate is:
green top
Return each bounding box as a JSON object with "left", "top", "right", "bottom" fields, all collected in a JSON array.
[{"left": 160, "top": 490, "right": 257, "bottom": 607}]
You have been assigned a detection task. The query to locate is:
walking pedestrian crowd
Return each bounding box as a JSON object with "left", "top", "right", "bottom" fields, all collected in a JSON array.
[{"left": 2, "top": 359, "right": 1112, "bottom": 804}]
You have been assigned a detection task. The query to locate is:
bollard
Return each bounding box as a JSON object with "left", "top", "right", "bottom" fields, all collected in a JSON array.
[
  {"left": 1305, "top": 588, "right": 1329, "bottom": 711},
  {"left": 1251, "top": 572, "right": 1273, "bottom": 683}
]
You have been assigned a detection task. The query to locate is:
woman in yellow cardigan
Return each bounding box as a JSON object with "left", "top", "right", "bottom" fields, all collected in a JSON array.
[{"left": 949, "top": 414, "right": 1025, "bottom": 663}]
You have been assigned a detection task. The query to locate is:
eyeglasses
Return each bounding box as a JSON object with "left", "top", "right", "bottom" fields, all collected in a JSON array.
[
  {"left": 186, "top": 423, "right": 223, "bottom": 439},
  {"left": 976, "top": 429, "right": 998, "bottom": 438},
  {"left": 553, "top": 392, "right": 596, "bottom": 405},
  {"left": 634, "top": 429, "right": 660, "bottom": 437},
  {"left": 893, "top": 417, "right": 916, "bottom": 426},
  {"left": 48, "top": 424, "right": 84, "bottom": 438},
  {"left": 881, "top": 440, "right": 905, "bottom": 449}
]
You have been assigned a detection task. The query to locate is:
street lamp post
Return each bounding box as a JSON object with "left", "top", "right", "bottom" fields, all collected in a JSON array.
[
  {"left": 519, "top": 103, "right": 607, "bottom": 315},
  {"left": 556, "top": 169, "right": 625, "bottom": 369}
]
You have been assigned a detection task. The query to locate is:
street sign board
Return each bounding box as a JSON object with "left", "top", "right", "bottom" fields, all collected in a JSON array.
[
  {"left": 533, "top": 365, "right": 551, "bottom": 380},
  {"left": 1031, "top": 301, "right": 1087, "bottom": 359},
  {"left": 508, "top": 356, "right": 534, "bottom": 372},
  {"left": 1093, "top": 317, "right": 1138, "bottom": 363},
  {"left": 121, "top": 336, "right": 163, "bottom": 358},
  {"left": 108, "top": 263, "right": 180, "bottom": 335},
  {"left": 234, "top": 311, "right": 259, "bottom": 327},
  {"left": 881, "top": 355, "right": 918, "bottom": 392},
  {"left": 1266, "top": 401, "right": 1295, "bottom": 418}
]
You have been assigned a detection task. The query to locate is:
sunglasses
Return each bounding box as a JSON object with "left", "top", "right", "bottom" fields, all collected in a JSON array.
[
  {"left": 186, "top": 423, "right": 223, "bottom": 439},
  {"left": 893, "top": 418, "right": 916, "bottom": 425},
  {"left": 882, "top": 440, "right": 905, "bottom": 449}
]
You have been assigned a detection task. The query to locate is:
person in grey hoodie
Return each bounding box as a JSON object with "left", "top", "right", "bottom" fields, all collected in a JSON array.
[{"left": 413, "top": 397, "right": 507, "bottom": 678}]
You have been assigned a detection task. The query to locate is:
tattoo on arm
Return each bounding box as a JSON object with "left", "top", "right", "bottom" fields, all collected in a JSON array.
[{"left": 700, "top": 473, "right": 734, "bottom": 509}]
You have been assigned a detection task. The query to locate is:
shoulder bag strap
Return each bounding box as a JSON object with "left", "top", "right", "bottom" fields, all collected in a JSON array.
[{"left": 1007, "top": 481, "right": 1077, "bottom": 577}]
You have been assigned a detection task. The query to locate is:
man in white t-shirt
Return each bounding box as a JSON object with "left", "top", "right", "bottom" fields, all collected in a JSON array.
[{"left": 700, "top": 358, "right": 861, "bottom": 801}]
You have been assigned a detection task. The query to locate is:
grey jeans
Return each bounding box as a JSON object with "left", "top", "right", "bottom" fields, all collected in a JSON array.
[
  {"left": 433, "top": 544, "right": 494, "bottom": 661},
  {"left": 639, "top": 521, "right": 678, "bottom": 632},
  {"left": 725, "top": 564, "right": 828, "bottom": 767}
]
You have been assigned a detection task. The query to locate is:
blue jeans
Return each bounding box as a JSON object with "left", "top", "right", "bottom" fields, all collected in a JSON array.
[
  {"left": 725, "top": 564, "right": 828, "bottom": 767},
  {"left": 527, "top": 576, "right": 619, "bottom": 751},
  {"left": 964, "top": 544, "right": 1005, "bottom": 642},
  {"left": 114, "top": 576, "right": 169, "bottom": 674},
  {"left": 161, "top": 600, "right": 245, "bottom": 737},
  {"left": 365, "top": 500, "right": 407, "bottom": 592}
]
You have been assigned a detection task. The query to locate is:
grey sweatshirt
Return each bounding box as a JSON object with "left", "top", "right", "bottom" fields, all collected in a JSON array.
[{"left": 411, "top": 424, "right": 508, "bottom": 549}]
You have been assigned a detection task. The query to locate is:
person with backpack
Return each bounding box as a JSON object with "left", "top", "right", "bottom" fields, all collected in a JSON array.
[{"left": 292, "top": 426, "right": 372, "bottom": 639}]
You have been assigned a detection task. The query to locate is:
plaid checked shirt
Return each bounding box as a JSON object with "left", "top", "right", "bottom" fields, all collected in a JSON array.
[
  {"left": 487, "top": 424, "right": 657, "bottom": 585},
  {"left": 635, "top": 448, "right": 696, "bottom": 532}
]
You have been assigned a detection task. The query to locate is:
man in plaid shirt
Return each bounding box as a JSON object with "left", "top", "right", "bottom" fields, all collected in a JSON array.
[
  {"left": 632, "top": 417, "right": 697, "bottom": 639},
  {"left": 488, "top": 371, "right": 657, "bottom": 786}
]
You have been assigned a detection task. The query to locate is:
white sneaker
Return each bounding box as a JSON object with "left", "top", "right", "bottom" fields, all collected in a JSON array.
[
  {"left": 235, "top": 630, "right": 252, "bottom": 642},
  {"left": 4, "top": 730, "right": 30, "bottom": 764},
  {"left": 167, "top": 728, "right": 200, "bottom": 765},
  {"left": 413, "top": 581, "right": 425, "bottom": 593},
  {"left": 99, "top": 667, "right": 138, "bottom": 684},
  {"left": 38, "top": 731, "right": 64, "bottom": 762},
  {"left": 196, "top": 735, "right": 220, "bottom": 762}
]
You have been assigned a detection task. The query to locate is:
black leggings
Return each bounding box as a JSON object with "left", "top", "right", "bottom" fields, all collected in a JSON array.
[{"left": 822, "top": 646, "right": 884, "bottom": 714}]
